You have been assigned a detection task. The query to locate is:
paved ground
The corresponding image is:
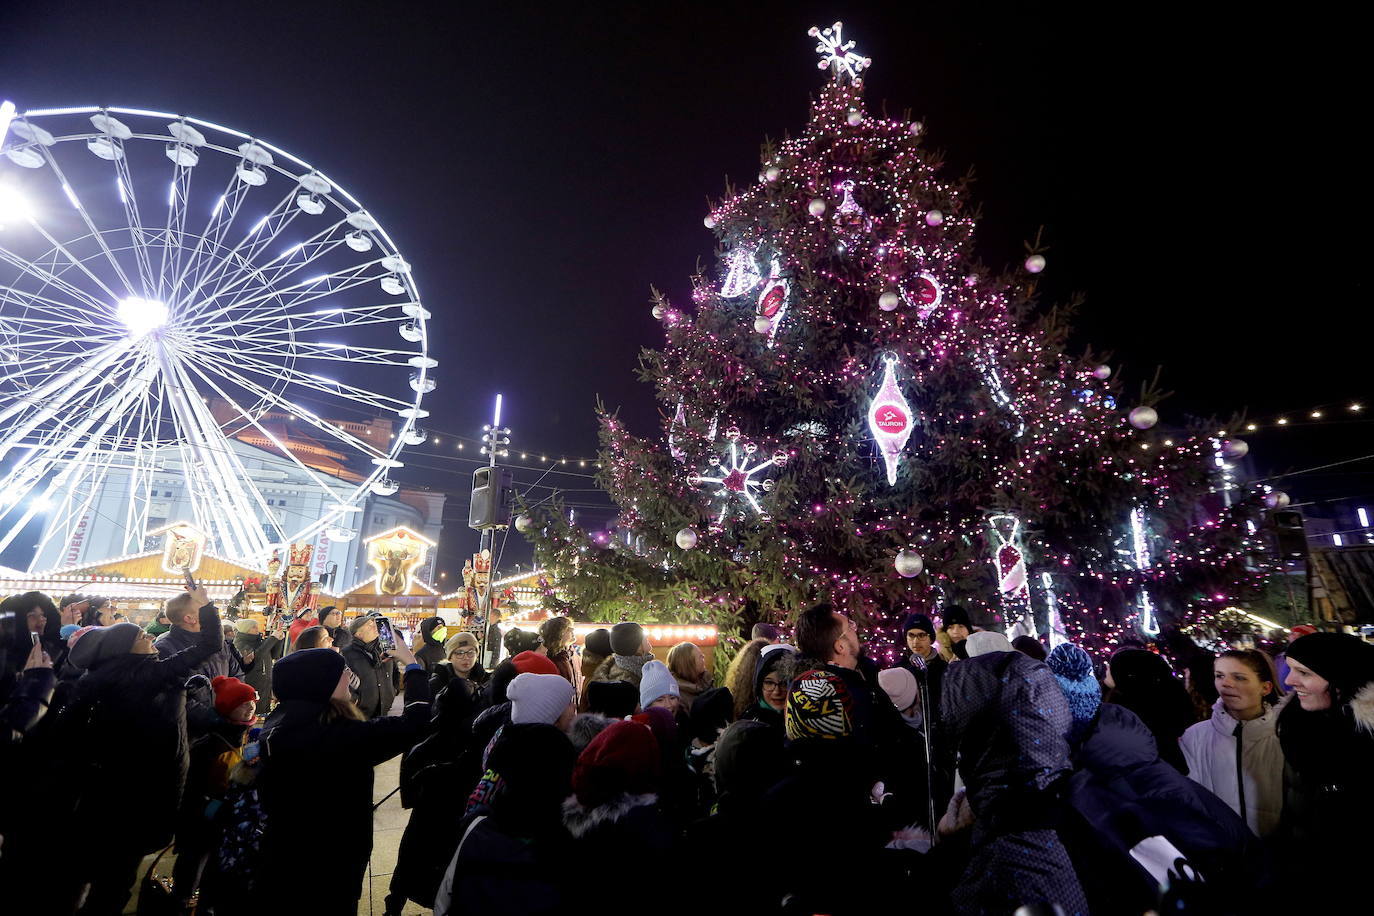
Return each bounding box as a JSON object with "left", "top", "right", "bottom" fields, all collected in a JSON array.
[{"left": 125, "top": 732, "right": 430, "bottom": 914}]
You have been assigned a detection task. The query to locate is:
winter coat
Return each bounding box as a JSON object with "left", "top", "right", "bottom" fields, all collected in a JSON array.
[
  {"left": 287, "top": 614, "right": 317, "bottom": 649},
  {"left": 232, "top": 631, "right": 283, "bottom": 714},
  {"left": 257, "top": 666, "right": 432, "bottom": 910},
  {"left": 144, "top": 620, "right": 171, "bottom": 637},
  {"left": 64, "top": 603, "right": 222, "bottom": 852},
  {"left": 549, "top": 647, "right": 579, "bottom": 698},
  {"left": 588, "top": 652, "right": 650, "bottom": 689},
  {"left": 1180, "top": 697, "right": 1285, "bottom": 836},
  {"left": 1277, "top": 681, "right": 1374, "bottom": 854},
  {"left": 155, "top": 622, "right": 242, "bottom": 737},
  {"left": 435, "top": 811, "right": 570, "bottom": 916},
  {"left": 414, "top": 617, "right": 447, "bottom": 673},
  {"left": 939, "top": 650, "right": 1072, "bottom": 831},
  {"left": 1, "top": 667, "right": 55, "bottom": 746},
  {"left": 1060, "top": 702, "right": 1267, "bottom": 915},
  {"left": 674, "top": 672, "right": 711, "bottom": 710},
  {"left": 343, "top": 636, "right": 397, "bottom": 718},
  {"left": 901, "top": 648, "right": 946, "bottom": 722},
  {"left": 562, "top": 793, "right": 674, "bottom": 897}
]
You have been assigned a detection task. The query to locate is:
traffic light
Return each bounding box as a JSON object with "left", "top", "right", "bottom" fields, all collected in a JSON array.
[{"left": 469, "top": 465, "right": 514, "bottom": 530}]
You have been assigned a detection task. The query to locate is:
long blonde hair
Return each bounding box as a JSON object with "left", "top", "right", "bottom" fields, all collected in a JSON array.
[
  {"left": 667, "top": 641, "right": 703, "bottom": 682},
  {"left": 725, "top": 638, "right": 770, "bottom": 718}
]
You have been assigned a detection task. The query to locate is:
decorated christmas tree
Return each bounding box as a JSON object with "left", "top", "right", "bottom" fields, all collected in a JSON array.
[{"left": 529, "top": 23, "right": 1271, "bottom": 664}]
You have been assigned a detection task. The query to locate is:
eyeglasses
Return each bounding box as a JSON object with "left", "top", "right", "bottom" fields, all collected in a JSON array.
[
  {"left": 762, "top": 679, "right": 788, "bottom": 691},
  {"left": 452, "top": 649, "right": 477, "bottom": 658}
]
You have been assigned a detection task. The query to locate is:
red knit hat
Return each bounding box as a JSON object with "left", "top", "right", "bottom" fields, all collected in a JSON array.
[
  {"left": 571, "top": 719, "right": 660, "bottom": 808},
  {"left": 511, "top": 650, "right": 559, "bottom": 676},
  {"left": 212, "top": 676, "right": 258, "bottom": 718}
]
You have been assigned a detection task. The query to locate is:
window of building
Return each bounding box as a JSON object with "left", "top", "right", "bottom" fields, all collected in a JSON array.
[{"left": 163, "top": 490, "right": 173, "bottom": 498}]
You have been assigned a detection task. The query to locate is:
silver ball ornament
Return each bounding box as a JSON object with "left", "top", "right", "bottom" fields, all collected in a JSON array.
[
  {"left": 807, "top": 198, "right": 827, "bottom": 217},
  {"left": 753, "top": 315, "right": 772, "bottom": 333},
  {"left": 878, "top": 290, "right": 901, "bottom": 311},
  {"left": 1222, "top": 438, "right": 1249, "bottom": 459},
  {"left": 771, "top": 449, "right": 789, "bottom": 467},
  {"left": 1129, "top": 406, "right": 1159, "bottom": 430},
  {"left": 1025, "top": 254, "right": 1047, "bottom": 273},
  {"left": 909, "top": 121, "right": 924, "bottom": 136},
  {"left": 703, "top": 215, "right": 716, "bottom": 229},
  {"left": 846, "top": 109, "right": 863, "bottom": 126},
  {"left": 894, "top": 549, "right": 924, "bottom": 578},
  {"left": 1092, "top": 364, "right": 1112, "bottom": 380},
  {"left": 651, "top": 304, "right": 665, "bottom": 320},
  {"left": 764, "top": 166, "right": 780, "bottom": 182},
  {"left": 1264, "top": 490, "right": 1290, "bottom": 509},
  {"left": 514, "top": 514, "right": 534, "bottom": 533},
  {"left": 925, "top": 209, "right": 944, "bottom": 226},
  {"left": 675, "top": 527, "right": 699, "bottom": 550}
]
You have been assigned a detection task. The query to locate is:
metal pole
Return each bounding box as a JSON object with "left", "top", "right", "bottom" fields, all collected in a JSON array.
[{"left": 475, "top": 395, "right": 506, "bottom": 667}]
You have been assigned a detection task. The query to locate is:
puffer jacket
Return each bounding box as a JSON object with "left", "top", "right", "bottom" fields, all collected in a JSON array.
[
  {"left": 939, "top": 650, "right": 1071, "bottom": 829},
  {"left": 232, "top": 630, "right": 283, "bottom": 714},
  {"left": 1180, "top": 697, "right": 1285, "bottom": 836}
]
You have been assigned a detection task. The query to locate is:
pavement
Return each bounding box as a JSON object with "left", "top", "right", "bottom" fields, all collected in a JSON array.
[{"left": 125, "top": 727, "right": 430, "bottom": 914}]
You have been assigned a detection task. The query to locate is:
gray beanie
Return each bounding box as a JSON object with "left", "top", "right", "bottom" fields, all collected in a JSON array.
[{"left": 610, "top": 621, "right": 645, "bottom": 656}]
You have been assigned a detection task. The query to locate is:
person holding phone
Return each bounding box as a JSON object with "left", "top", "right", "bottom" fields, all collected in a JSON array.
[{"left": 343, "top": 614, "right": 400, "bottom": 718}]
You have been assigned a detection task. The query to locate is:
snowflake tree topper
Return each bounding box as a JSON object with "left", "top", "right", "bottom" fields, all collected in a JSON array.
[{"left": 808, "top": 21, "right": 872, "bottom": 83}]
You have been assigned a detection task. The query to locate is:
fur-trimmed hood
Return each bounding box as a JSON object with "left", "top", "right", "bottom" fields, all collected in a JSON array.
[
  {"left": 561, "top": 791, "right": 658, "bottom": 838},
  {"left": 1352, "top": 681, "right": 1374, "bottom": 735}
]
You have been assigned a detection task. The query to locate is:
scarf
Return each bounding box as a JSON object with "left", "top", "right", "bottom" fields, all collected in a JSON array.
[{"left": 613, "top": 653, "right": 652, "bottom": 676}]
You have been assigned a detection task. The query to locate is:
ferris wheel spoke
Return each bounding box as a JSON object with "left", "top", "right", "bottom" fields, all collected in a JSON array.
[
  {"left": 37, "top": 148, "right": 140, "bottom": 298},
  {"left": 169, "top": 173, "right": 254, "bottom": 305},
  {"left": 191, "top": 255, "right": 386, "bottom": 328},
  {"left": 186, "top": 332, "right": 419, "bottom": 365},
  {"left": 207, "top": 302, "right": 414, "bottom": 334},
  {"left": 0, "top": 341, "right": 136, "bottom": 449},
  {"left": 110, "top": 139, "right": 161, "bottom": 296},
  {"left": 186, "top": 352, "right": 398, "bottom": 453},
  {"left": 183, "top": 187, "right": 299, "bottom": 309},
  {"left": 0, "top": 245, "right": 118, "bottom": 316},
  {"left": 191, "top": 341, "right": 415, "bottom": 413},
  {"left": 180, "top": 359, "right": 369, "bottom": 501},
  {"left": 192, "top": 218, "right": 350, "bottom": 315},
  {"left": 156, "top": 159, "right": 196, "bottom": 302},
  {"left": 0, "top": 288, "right": 124, "bottom": 333}
]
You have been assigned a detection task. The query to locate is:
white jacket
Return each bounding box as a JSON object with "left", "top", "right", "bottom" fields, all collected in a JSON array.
[{"left": 1179, "top": 696, "right": 1286, "bottom": 836}]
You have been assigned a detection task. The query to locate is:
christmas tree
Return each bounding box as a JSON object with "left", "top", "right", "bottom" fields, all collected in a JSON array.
[{"left": 530, "top": 22, "right": 1270, "bottom": 664}]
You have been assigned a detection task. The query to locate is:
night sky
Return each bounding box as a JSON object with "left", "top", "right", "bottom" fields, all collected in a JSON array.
[{"left": 3, "top": 2, "right": 1368, "bottom": 578}]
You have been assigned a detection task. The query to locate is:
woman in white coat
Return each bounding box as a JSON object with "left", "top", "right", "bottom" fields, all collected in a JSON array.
[{"left": 1180, "top": 648, "right": 1286, "bottom": 836}]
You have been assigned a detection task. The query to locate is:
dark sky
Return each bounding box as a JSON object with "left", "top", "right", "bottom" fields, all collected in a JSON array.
[{"left": 4, "top": 1, "right": 1369, "bottom": 576}]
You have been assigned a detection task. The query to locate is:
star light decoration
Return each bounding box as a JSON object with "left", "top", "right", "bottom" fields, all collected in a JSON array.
[
  {"left": 808, "top": 21, "right": 872, "bottom": 84},
  {"left": 687, "top": 427, "right": 785, "bottom": 526}
]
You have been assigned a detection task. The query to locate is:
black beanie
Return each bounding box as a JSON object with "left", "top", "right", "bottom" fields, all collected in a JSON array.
[
  {"left": 610, "top": 621, "right": 644, "bottom": 656},
  {"left": 900, "top": 612, "right": 935, "bottom": 638},
  {"left": 1287, "top": 633, "right": 1374, "bottom": 701},
  {"left": 272, "top": 648, "right": 346, "bottom": 703},
  {"left": 587, "top": 679, "right": 638, "bottom": 719},
  {"left": 942, "top": 605, "right": 972, "bottom": 630},
  {"left": 584, "top": 628, "right": 613, "bottom": 658}
]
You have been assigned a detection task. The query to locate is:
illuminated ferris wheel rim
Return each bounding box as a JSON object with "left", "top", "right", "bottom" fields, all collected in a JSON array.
[{"left": 0, "top": 103, "right": 435, "bottom": 564}]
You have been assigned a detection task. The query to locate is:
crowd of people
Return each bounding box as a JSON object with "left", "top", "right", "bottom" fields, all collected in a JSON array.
[{"left": 2, "top": 588, "right": 1373, "bottom": 915}]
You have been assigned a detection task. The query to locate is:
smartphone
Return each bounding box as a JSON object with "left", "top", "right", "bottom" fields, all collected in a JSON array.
[
  {"left": 31, "top": 631, "right": 40, "bottom": 646},
  {"left": 183, "top": 569, "right": 198, "bottom": 591},
  {"left": 374, "top": 616, "right": 396, "bottom": 651}
]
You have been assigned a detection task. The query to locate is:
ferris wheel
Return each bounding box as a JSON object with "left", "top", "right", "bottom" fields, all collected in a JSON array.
[{"left": 0, "top": 104, "right": 435, "bottom": 567}]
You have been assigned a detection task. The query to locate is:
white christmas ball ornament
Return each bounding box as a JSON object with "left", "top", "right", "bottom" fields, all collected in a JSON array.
[
  {"left": 1129, "top": 406, "right": 1159, "bottom": 430},
  {"left": 1025, "top": 254, "right": 1047, "bottom": 273},
  {"left": 878, "top": 290, "right": 901, "bottom": 311},
  {"left": 925, "top": 209, "right": 944, "bottom": 227},
  {"left": 651, "top": 304, "right": 665, "bottom": 320},
  {"left": 847, "top": 109, "right": 863, "bottom": 126},
  {"left": 753, "top": 315, "right": 773, "bottom": 334},
  {"left": 894, "top": 549, "right": 924, "bottom": 578},
  {"left": 909, "top": 121, "right": 924, "bottom": 136},
  {"left": 1092, "top": 364, "right": 1112, "bottom": 380},
  {"left": 1222, "top": 438, "right": 1249, "bottom": 459},
  {"left": 764, "top": 166, "right": 780, "bottom": 182},
  {"left": 703, "top": 215, "right": 716, "bottom": 229},
  {"left": 807, "top": 198, "right": 827, "bottom": 217},
  {"left": 514, "top": 514, "right": 534, "bottom": 533},
  {"left": 1264, "top": 490, "right": 1290, "bottom": 509},
  {"left": 675, "top": 527, "right": 699, "bottom": 550}
]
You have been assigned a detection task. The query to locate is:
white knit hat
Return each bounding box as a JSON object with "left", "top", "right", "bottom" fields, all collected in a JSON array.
[
  {"left": 508, "top": 673, "right": 575, "bottom": 725},
  {"left": 966, "top": 630, "right": 1014, "bottom": 657},
  {"left": 639, "top": 659, "right": 679, "bottom": 708}
]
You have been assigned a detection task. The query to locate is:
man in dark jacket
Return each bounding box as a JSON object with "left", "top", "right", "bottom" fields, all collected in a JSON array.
[
  {"left": 899, "top": 611, "right": 946, "bottom": 717},
  {"left": 413, "top": 615, "right": 447, "bottom": 672},
  {"left": 232, "top": 616, "right": 285, "bottom": 715},
  {"left": 155, "top": 591, "right": 242, "bottom": 737},
  {"left": 258, "top": 644, "right": 432, "bottom": 911},
  {"left": 344, "top": 614, "right": 398, "bottom": 718},
  {"left": 939, "top": 642, "right": 1088, "bottom": 916}
]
